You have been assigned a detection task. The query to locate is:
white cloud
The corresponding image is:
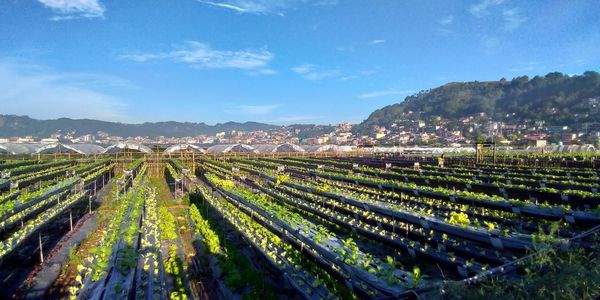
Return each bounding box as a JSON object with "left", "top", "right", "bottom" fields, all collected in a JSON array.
[
  {"left": 469, "top": 0, "right": 505, "bottom": 18},
  {"left": 508, "top": 61, "right": 539, "bottom": 72},
  {"left": 121, "top": 41, "right": 275, "bottom": 73},
  {"left": 502, "top": 8, "right": 527, "bottom": 31},
  {"left": 369, "top": 39, "right": 386, "bottom": 45},
  {"left": 226, "top": 104, "right": 280, "bottom": 115},
  {"left": 439, "top": 15, "right": 454, "bottom": 26},
  {"left": 358, "top": 90, "right": 413, "bottom": 99},
  {"left": 291, "top": 64, "right": 342, "bottom": 81},
  {"left": 247, "top": 68, "right": 278, "bottom": 76},
  {"left": 196, "top": 0, "right": 337, "bottom": 15},
  {"left": 0, "top": 59, "right": 127, "bottom": 121},
  {"left": 480, "top": 36, "right": 501, "bottom": 55},
  {"left": 38, "top": 0, "right": 105, "bottom": 20}
]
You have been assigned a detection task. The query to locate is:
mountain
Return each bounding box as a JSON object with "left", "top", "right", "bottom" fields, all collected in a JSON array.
[
  {"left": 0, "top": 115, "right": 279, "bottom": 138},
  {"left": 355, "top": 71, "right": 600, "bottom": 134}
]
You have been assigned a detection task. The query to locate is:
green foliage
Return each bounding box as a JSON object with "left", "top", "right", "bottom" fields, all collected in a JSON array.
[
  {"left": 448, "top": 211, "right": 470, "bottom": 228},
  {"left": 158, "top": 207, "right": 178, "bottom": 241},
  {"left": 165, "top": 245, "right": 189, "bottom": 299},
  {"left": 445, "top": 234, "right": 600, "bottom": 300},
  {"left": 189, "top": 204, "right": 221, "bottom": 254}
]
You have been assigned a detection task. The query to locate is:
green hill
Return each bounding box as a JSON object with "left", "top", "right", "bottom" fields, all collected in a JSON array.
[{"left": 355, "top": 71, "right": 600, "bottom": 134}]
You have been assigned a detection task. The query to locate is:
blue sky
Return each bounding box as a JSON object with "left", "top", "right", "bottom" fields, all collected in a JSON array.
[{"left": 0, "top": 0, "right": 599, "bottom": 125}]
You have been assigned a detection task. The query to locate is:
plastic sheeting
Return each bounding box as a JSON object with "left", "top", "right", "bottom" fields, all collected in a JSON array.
[
  {"left": 301, "top": 145, "right": 340, "bottom": 152},
  {"left": 163, "top": 144, "right": 206, "bottom": 154},
  {"left": 252, "top": 144, "right": 305, "bottom": 153},
  {"left": 35, "top": 143, "right": 105, "bottom": 155},
  {"left": 499, "top": 144, "right": 599, "bottom": 154},
  {"left": 0, "top": 144, "right": 44, "bottom": 155},
  {"left": 206, "top": 144, "right": 256, "bottom": 153},
  {"left": 103, "top": 142, "right": 154, "bottom": 154}
]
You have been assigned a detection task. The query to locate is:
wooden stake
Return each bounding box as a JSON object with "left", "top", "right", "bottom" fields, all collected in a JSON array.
[
  {"left": 69, "top": 209, "right": 73, "bottom": 231},
  {"left": 39, "top": 232, "right": 44, "bottom": 263}
]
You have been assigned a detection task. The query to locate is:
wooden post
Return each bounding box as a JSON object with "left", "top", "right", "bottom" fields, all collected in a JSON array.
[
  {"left": 69, "top": 209, "right": 73, "bottom": 231},
  {"left": 39, "top": 232, "right": 44, "bottom": 263},
  {"left": 89, "top": 195, "right": 92, "bottom": 214}
]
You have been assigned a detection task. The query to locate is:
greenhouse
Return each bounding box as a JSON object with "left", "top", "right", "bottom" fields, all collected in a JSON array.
[
  {"left": 252, "top": 144, "right": 305, "bottom": 153},
  {"left": 163, "top": 144, "right": 206, "bottom": 155},
  {"left": 103, "top": 142, "right": 154, "bottom": 154},
  {"left": 373, "top": 146, "right": 404, "bottom": 153},
  {"left": 301, "top": 145, "right": 340, "bottom": 152},
  {"left": 0, "top": 144, "right": 44, "bottom": 155},
  {"left": 545, "top": 144, "right": 598, "bottom": 153},
  {"left": 206, "top": 144, "right": 256, "bottom": 153},
  {"left": 35, "top": 143, "right": 105, "bottom": 155}
]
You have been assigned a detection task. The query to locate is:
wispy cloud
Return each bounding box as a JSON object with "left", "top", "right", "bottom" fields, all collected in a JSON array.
[
  {"left": 291, "top": 64, "right": 342, "bottom": 81},
  {"left": 439, "top": 15, "right": 454, "bottom": 26},
  {"left": 358, "top": 90, "right": 413, "bottom": 99},
  {"left": 226, "top": 104, "right": 280, "bottom": 115},
  {"left": 291, "top": 64, "right": 376, "bottom": 81},
  {"left": 469, "top": 0, "right": 505, "bottom": 18},
  {"left": 121, "top": 41, "right": 274, "bottom": 74},
  {"left": 502, "top": 8, "right": 527, "bottom": 31},
  {"left": 480, "top": 36, "right": 501, "bottom": 56},
  {"left": 38, "top": 0, "right": 105, "bottom": 20},
  {"left": 0, "top": 59, "right": 127, "bottom": 121},
  {"left": 508, "top": 61, "right": 539, "bottom": 73},
  {"left": 369, "top": 39, "right": 386, "bottom": 45},
  {"left": 247, "top": 68, "right": 277, "bottom": 76},
  {"left": 196, "top": 0, "right": 337, "bottom": 15}
]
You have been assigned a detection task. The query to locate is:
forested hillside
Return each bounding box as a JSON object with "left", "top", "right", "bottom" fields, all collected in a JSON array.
[{"left": 356, "top": 71, "right": 600, "bottom": 133}]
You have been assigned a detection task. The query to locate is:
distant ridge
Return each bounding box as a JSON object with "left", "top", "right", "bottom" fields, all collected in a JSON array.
[{"left": 0, "top": 115, "right": 279, "bottom": 138}]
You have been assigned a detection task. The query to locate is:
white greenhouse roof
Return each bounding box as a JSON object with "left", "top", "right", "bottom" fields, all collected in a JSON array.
[
  {"left": 0, "top": 143, "right": 44, "bottom": 155},
  {"left": 35, "top": 143, "right": 105, "bottom": 155},
  {"left": 253, "top": 144, "right": 305, "bottom": 153},
  {"left": 301, "top": 145, "right": 340, "bottom": 152},
  {"left": 206, "top": 144, "right": 256, "bottom": 153},
  {"left": 164, "top": 144, "right": 206, "bottom": 154},
  {"left": 103, "top": 142, "right": 153, "bottom": 154}
]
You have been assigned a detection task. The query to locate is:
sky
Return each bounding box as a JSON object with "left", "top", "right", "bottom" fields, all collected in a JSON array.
[{"left": 0, "top": 0, "right": 599, "bottom": 125}]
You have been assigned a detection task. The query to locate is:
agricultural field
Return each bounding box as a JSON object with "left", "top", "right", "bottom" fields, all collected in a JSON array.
[{"left": 0, "top": 154, "right": 598, "bottom": 299}]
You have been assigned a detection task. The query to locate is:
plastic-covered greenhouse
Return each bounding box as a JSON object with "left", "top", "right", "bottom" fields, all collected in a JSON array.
[
  {"left": 35, "top": 143, "right": 105, "bottom": 155},
  {"left": 252, "top": 144, "right": 305, "bottom": 153},
  {"left": 206, "top": 144, "right": 256, "bottom": 153},
  {"left": 0, "top": 144, "right": 44, "bottom": 155},
  {"left": 301, "top": 145, "right": 340, "bottom": 152},
  {"left": 163, "top": 144, "right": 206, "bottom": 155},
  {"left": 103, "top": 142, "right": 154, "bottom": 154}
]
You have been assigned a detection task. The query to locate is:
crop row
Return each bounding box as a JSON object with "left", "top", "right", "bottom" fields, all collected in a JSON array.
[
  {"left": 71, "top": 163, "right": 147, "bottom": 299},
  {"left": 202, "top": 163, "right": 426, "bottom": 298},
  {"left": 195, "top": 181, "right": 354, "bottom": 299}
]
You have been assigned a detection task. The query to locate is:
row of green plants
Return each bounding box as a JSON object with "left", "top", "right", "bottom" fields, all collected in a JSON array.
[
  {"left": 0, "top": 190, "right": 88, "bottom": 261},
  {"left": 194, "top": 181, "right": 352, "bottom": 299},
  {"left": 70, "top": 164, "right": 147, "bottom": 299},
  {"left": 137, "top": 186, "right": 164, "bottom": 300},
  {"left": 208, "top": 160, "right": 501, "bottom": 277},
  {"left": 204, "top": 167, "right": 418, "bottom": 297}
]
